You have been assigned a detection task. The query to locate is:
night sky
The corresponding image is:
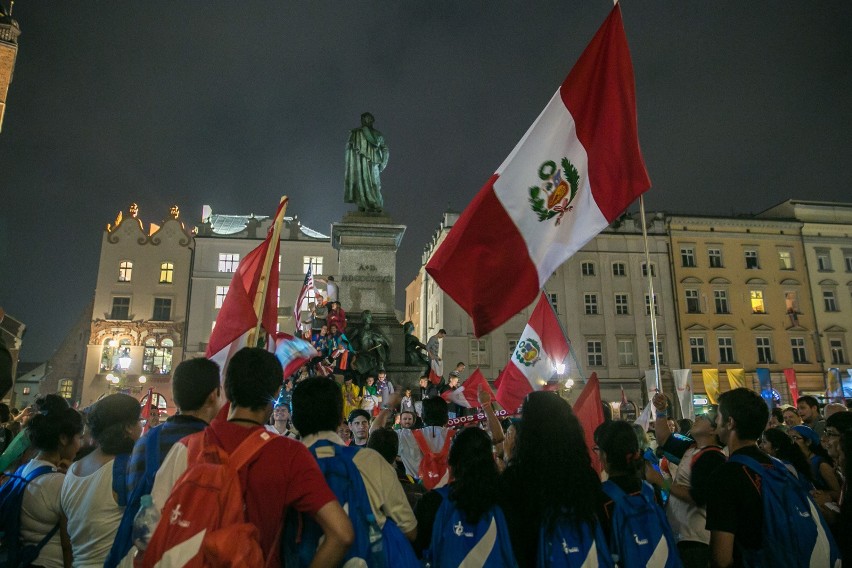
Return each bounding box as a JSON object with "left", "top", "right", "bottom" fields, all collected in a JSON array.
[{"left": 2, "top": 2, "right": 851, "bottom": 362}]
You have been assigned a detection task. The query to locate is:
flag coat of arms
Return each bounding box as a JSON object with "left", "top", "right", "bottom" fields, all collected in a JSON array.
[
  {"left": 495, "top": 293, "right": 569, "bottom": 413},
  {"left": 441, "top": 369, "right": 494, "bottom": 409},
  {"left": 425, "top": 4, "right": 650, "bottom": 337}
]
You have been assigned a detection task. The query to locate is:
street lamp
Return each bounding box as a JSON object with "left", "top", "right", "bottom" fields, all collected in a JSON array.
[
  {"left": 118, "top": 350, "right": 131, "bottom": 372},
  {"left": 138, "top": 376, "right": 147, "bottom": 384}
]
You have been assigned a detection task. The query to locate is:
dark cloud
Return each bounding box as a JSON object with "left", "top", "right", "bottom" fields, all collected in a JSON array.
[{"left": 2, "top": 2, "right": 850, "bottom": 360}]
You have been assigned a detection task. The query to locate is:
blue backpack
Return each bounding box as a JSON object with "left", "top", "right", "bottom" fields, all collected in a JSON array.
[
  {"left": 601, "top": 480, "right": 681, "bottom": 568},
  {"left": 282, "top": 440, "right": 378, "bottom": 567},
  {"left": 0, "top": 464, "right": 60, "bottom": 568},
  {"left": 424, "top": 486, "right": 517, "bottom": 568},
  {"left": 537, "top": 510, "right": 614, "bottom": 568},
  {"left": 728, "top": 454, "right": 841, "bottom": 568}
]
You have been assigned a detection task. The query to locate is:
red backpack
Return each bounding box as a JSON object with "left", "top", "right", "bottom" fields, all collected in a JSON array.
[
  {"left": 141, "top": 429, "right": 274, "bottom": 568},
  {"left": 412, "top": 429, "right": 456, "bottom": 490}
]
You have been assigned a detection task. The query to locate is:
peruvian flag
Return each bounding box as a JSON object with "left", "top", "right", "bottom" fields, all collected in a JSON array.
[
  {"left": 441, "top": 369, "right": 494, "bottom": 409},
  {"left": 426, "top": 4, "right": 650, "bottom": 337},
  {"left": 495, "top": 293, "right": 569, "bottom": 413},
  {"left": 205, "top": 200, "right": 286, "bottom": 374},
  {"left": 429, "top": 359, "right": 443, "bottom": 385},
  {"left": 573, "top": 373, "right": 606, "bottom": 473}
]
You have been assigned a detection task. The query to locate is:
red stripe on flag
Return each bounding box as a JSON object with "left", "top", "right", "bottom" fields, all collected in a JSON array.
[
  {"left": 573, "top": 373, "right": 605, "bottom": 474},
  {"left": 425, "top": 177, "right": 540, "bottom": 338},
  {"left": 495, "top": 365, "right": 534, "bottom": 414}
]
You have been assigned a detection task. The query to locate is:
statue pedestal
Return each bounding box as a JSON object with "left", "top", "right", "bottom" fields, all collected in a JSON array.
[{"left": 331, "top": 211, "right": 407, "bottom": 365}]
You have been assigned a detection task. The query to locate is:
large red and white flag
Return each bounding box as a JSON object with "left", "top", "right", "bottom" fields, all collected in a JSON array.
[
  {"left": 495, "top": 293, "right": 569, "bottom": 412},
  {"left": 441, "top": 369, "right": 494, "bottom": 409},
  {"left": 428, "top": 359, "right": 443, "bottom": 385},
  {"left": 205, "top": 200, "right": 286, "bottom": 374},
  {"left": 426, "top": 4, "right": 650, "bottom": 337},
  {"left": 573, "top": 373, "right": 605, "bottom": 473}
]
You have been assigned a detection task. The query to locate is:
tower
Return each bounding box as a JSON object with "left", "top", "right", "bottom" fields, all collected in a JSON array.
[{"left": 0, "top": 1, "right": 21, "bottom": 132}]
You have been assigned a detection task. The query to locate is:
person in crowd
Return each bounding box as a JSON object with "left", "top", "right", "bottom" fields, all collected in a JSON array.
[
  {"left": 19, "top": 398, "right": 83, "bottom": 568},
  {"left": 442, "top": 374, "right": 461, "bottom": 419},
  {"left": 337, "top": 422, "right": 352, "bottom": 445},
  {"left": 327, "top": 323, "right": 353, "bottom": 372},
  {"left": 150, "top": 347, "right": 352, "bottom": 567},
  {"left": 449, "top": 362, "right": 465, "bottom": 381},
  {"left": 0, "top": 402, "right": 14, "bottom": 454},
  {"left": 293, "top": 376, "right": 417, "bottom": 542},
  {"left": 823, "top": 402, "right": 848, "bottom": 420},
  {"left": 0, "top": 396, "right": 65, "bottom": 473},
  {"left": 360, "top": 376, "right": 380, "bottom": 414},
  {"left": 767, "top": 407, "right": 785, "bottom": 429},
  {"left": 499, "top": 392, "right": 603, "bottom": 566},
  {"left": 797, "top": 395, "right": 826, "bottom": 436},
  {"left": 790, "top": 424, "right": 840, "bottom": 498},
  {"left": 836, "top": 429, "right": 852, "bottom": 562},
  {"left": 311, "top": 325, "right": 330, "bottom": 357},
  {"left": 400, "top": 388, "right": 415, "bottom": 414},
  {"left": 677, "top": 419, "right": 694, "bottom": 437},
  {"left": 315, "top": 275, "right": 338, "bottom": 303},
  {"left": 271, "top": 400, "right": 299, "bottom": 439},
  {"left": 375, "top": 370, "right": 394, "bottom": 407},
  {"left": 496, "top": 419, "right": 519, "bottom": 471},
  {"left": 308, "top": 300, "right": 328, "bottom": 334},
  {"left": 60, "top": 393, "right": 142, "bottom": 567},
  {"left": 399, "top": 410, "right": 416, "bottom": 430},
  {"left": 705, "top": 388, "right": 820, "bottom": 568},
  {"left": 341, "top": 374, "right": 362, "bottom": 421},
  {"left": 782, "top": 405, "right": 802, "bottom": 427},
  {"left": 347, "top": 409, "right": 371, "bottom": 447},
  {"left": 759, "top": 427, "right": 814, "bottom": 488},
  {"left": 367, "top": 427, "right": 423, "bottom": 510},
  {"left": 424, "top": 329, "right": 446, "bottom": 375},
  {"left": 327, "top": 301, "right": 347, "bottom": 332}
]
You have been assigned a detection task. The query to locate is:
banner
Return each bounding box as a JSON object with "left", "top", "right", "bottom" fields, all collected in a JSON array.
[
  {"left": 447, "top": 408, "right": 514, "bottom": 427},
  {"left": 784, "top": 368, "right": 799, "bottom": 403},
  {"left": 672, "top": 369, "right": 694, "bottom": 420},
  {"left": 846, "top": 369, "right": 852, "bottom": 399},
  {"left": 726, "top": 368, "right": 746, "bottom": 390},
  {"left": 756, "top": 368, "right": 773, "bottom": 409},
  {"left": 827, "top": 368, "right": 843, "bottom": 403},
  {"left": 702, "top": 369, "right": 720, "bottom": 404}
]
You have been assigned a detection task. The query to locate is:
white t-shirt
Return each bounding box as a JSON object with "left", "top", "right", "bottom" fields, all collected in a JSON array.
[
  {"left": 666, "top": 445, "right": 710, "bottom": 545},
  {"left": 397, "top": 426, "right": 450, "bottom": 481},
  {"left": 61, "top": 459, "right": 124, "bottom": 568},
  {"left": 20, "top": 459, "right": 64, "bottom": 568}
]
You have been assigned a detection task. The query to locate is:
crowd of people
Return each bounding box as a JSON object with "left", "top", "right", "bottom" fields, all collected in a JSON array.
[{"left": 1, "top": 346, "right": 851, "bottom": 567}]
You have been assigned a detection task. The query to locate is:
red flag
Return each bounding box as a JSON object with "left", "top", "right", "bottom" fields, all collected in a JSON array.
[
  {"left": 425, "top": 4, "right": 649, "bottom": 337},
  {"left": 573, "top": 373, "right": 605, "bottom": 473},
  {"left": 620, "top": 384, "right": 628, "bottom": 408},
  {"left": 274, "top": 333, "right": 319, "bottom": 378},
  {"left": 784, "top": 368, "right": 799, "bottom": 403},
  {"left": 428, "top": 359, "right": 443, "bottom": 385},
  {"left": 496, "top": 293, "right": 570, "bottom": 413},
  {"left": 441, "top": 369, "right": 494, "bottom": 409},
  {"left": 205, "top": 200, "right": 286, "bottom": 374}
]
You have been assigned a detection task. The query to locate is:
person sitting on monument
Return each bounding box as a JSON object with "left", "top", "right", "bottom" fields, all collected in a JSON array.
[
  {"left": 326, "top": 323, "right": 353, "bottom": 372},
  {"left": 327, "top": 301, "right": 347, "bottom": 334}
]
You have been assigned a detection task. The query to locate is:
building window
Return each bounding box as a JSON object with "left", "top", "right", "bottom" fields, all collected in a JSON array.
[
  {"left": 22, "top": 387, "right": 31, "bottom": 395},
  {"left": 816, "top": 249, "right": 832, "bottom": 272},
  {"left": 218, "top": 253, "right": 240, "bottom": 272},
  {"left": 756, "top": 337, "right": 773, "bottom": 364},
  {"left": 618, "top": 338, "right": 635, "bottom": 366},
  {"left": 649, "top": 340, "right": 665, "bottom": 366},
  {"left": 714, "top": 290, "right": 730, "bottom": 314},
  {"left": 587, "top": 340, "right": 603, "bottom": 367},
  {"left": 845, "top": 252, "right": 852, "bottom": 273},
  {"left": 58, "top": 379, "right": 73, "bottom": 399},
  {"left": 547, "top": 293, "right": 559, "bottom": 314},
  {"left": 823, "top": 290, "right": 838, "bottom": 312},
  {"left": 685, "top": 289, "right": 701, "bottom": 314},
  {"left": 790, "top": 338, "right": 807, "bottom": 364},
  {"left": 830, "top": 339, "right": 848, "bottom": 364},
  {"left": 152, "top": 298, "right": 172, "bottom": 321},
  {"left": 303, "top": 256, "right": 323, "bottom": 274},
  {"left": 778, "top": 250, "right": 793, "bottom": 270},
  {"left": 681, "top": 247, "right": 696, "bottom": 267},
  {"left": 645, "top": 294, "right": 659, "bottom": 316},
  {"left": 614, "top": 293, "right": 629, "bottom": 315},
  {"left": 159, "top": 262, "right": 174, "bottom": 284},
  {"left": 690, "top": 337, "right": 707, "bottom": 364},
  {"left": 750, "top": 290, "right": 765, "bottom": 314},
  {"left": 469, "top": 338, "right": 488, "bottom": 367},
  {"left": 785, "top": 292, "right": 800, "bottom": 315},
  {"left": 110, "top": 297, "right": 131, "bottom": 320},
  {"left": 581, "top": 262, "right": 596, "bottom": 276},
  {"left": 641, "top": 263, "right": 656, "bottom": 278},
  {"left": 612, "top": 262, "right": 626, "bottom": 277},
  {"left": 584, "top": 294, "right": 599, "bottom": 315},
  {"left": 708, "top": 249, "right": 723, "bottom": 268},
  {"left": 718, "top": 337, "right": 735, "bottom": 363},
  {"left": 118, "top": 261, "right": 133, "bottom": 282},
  {"left": 508, "top": 339, "right": 519, "bottom": 361},
  {"left": 745, "top": 250, "right": 759, "bottom": 269},
  {"left": 143, "top": 337, "right": 174, "bottom": 375},
  {"left": 215, "top": 286, "right": 229, "bottom": 309}
]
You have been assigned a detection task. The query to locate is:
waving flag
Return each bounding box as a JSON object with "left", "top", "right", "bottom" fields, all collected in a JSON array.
[
  {"left": 573, "top": 373, "right": 605, "bottom": 473},
  {"left": 294, "top": 266, "right": 314, "bottom": 331},
  {"left": 426, "top": 4, "right": 650, "bottom": 337},
  {"left": 428, "top": 359, "right": 443, "bottom": 385},
  {"left": 274, "top": 333, "right": 319, "bottom": 378},
  {"left": 441, "top": 369, "right": 494, "bottom": 409},
  {"left": 205, "top": 200, "right": 286, "bottom": 373},
  {"left": 495, "top": 293, "right": 569, "bottom": 412}
]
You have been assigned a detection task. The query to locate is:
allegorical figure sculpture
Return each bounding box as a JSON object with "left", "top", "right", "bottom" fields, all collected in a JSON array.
[
  {"left": 350, "top": 310, "right": 390, "bottom": 376},
  {"left": 403, "top": 321, "right": 429, "bottom": 366},
  {"left": 345, "top": 112, "right": 389, "bottom": 213}
]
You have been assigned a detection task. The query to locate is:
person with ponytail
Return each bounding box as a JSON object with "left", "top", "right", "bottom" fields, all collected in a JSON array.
[
  {"left": 60, "top": 393, "right": 141, "bottom": 567},
  {"left": 17, "top": 396, "right": 83, "bottom": 568}
]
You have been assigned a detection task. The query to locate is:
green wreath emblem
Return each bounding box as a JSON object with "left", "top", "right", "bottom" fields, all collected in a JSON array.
[{"left": 529, "top": 158, "right": 580, "bottom": 222}]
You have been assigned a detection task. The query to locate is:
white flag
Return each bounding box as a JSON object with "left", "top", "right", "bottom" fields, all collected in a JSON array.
[{"left": 673, "top": 369, "right": 694, "bottom": 420}]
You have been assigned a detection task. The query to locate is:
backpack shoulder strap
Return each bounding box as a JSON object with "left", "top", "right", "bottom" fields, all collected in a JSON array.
[
  {"left": 601, "top": 479, "right": 627, "bottom": 502},
  {"left": 690, "top": 444, "right": 724, "bottom": 468},
  {"left": 228, "top": 429, "right": 275, "bottom": 471},
  {"left": 24, "top": 464, "right": 56, "bottom": 481},
  {"left": 438, "top": 429, "right": 456, "bottom": 456},
  {"left": 411, "top": 429, "right": 432, "bottom": 455}
]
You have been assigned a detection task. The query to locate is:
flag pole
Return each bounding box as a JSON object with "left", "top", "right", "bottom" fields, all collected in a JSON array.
[
  {"left": 638, "top": 195, "right": 662, "bottom": 393},
  {"left": 248, "top": 196, "right": 289, "bottom": 348},
  {"left": 542, "top": 291, "right": 586, "bottom": 384}
]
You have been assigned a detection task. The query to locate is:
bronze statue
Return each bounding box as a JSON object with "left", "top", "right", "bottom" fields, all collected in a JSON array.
[
  {"left": 349, "top": 310, "right": 390, "bottom": 375},
  {"left": 403, "top": 321, "right": 429, "bottom": 366},
  {"left": 344, "top": 112, "right": 389, "bottom": 213}
]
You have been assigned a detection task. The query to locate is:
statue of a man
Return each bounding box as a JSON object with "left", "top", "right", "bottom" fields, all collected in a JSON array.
[
  {"left": 345, "top": 112, "right": 389, "bottom": 213},
  {"left": 350, "top": 310, "right": 390, "bottom": 375}
]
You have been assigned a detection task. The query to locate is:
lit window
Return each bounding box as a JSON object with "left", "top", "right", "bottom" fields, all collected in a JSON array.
[
  {"left": 110, "top": 297, "right": 131, "bottom": 320},
  {"left": 152, "top": 298, "right": 172, "bottom": 321},
  {"left": 587, "top": 340, "right": 603, "bottom": 367},
  {"left": 118, "top": 261, "right": 133, "bottom": 282},
  {"left": 22, "top": 387, "right": 31, "bottom": 395},
  {"left": 648, "top": 340, "right": 665, "bottom": 366},
  {"left": 689, "top": 337, "right": 706, "bottom": 364},
  {"left": 303, "top": 256, "right": 323, "bottom": 274},
  {"left": 750, "top": 290, "right": 765, "bottom": 314},
  {"left": 756, "top": 337, "right": 773, "bottom": 364},
  {"left": 215, "top": 286, "right": 229, "bottom": 309},
  {"left": 714, "top": 290, "right": 729, "bottom": 314},
  {"left": 681, "top": 247, "right": 696, "bottom": 268},
  {"left": 581, "top": 262, "right": 596, "bottom": 276},
  {"left": 618, "top": 339, "right": 635, "bottom": 366},
  {"left": 143, "top": 337, "right": 174, "bottom": 375},
  {"left": 218, "top": 253, "right": 239, "bottom": 272},
  {"left": 59, "top": 379, "right": 73, "bottom": 399},
  {"left": 685, "top": 290, "right": 701, "bottom": 314},
  {"left": 584, "top": 294, "right": 599, "bottom": 315},
  {"left": 745, "top": 250, "right": 759, "bottom": 269},
  {"left": 816, "top": 250, "right": 832, "bottom": 272},
  {"left": 615, "top": 294, "right": 629, "bottom": 315},
  {"left": 612, "top": 262, "right": 626, "bottom": 277},
  {"left": 469, "top": 338, "right": 488, "bottom": 367},
  {"left": 718, "top": 337, "right": 735, "bottom": 363},
  {"left": 823, "top": 290, "right": 838, "bottom": 312},
  {"left": 159, "top": 262, "right": 174, "bottom": 284},
  {"left": 708, "top": 249, "right": 723, "bottom": 268},
  {"left": 778, "top": 250, "right": 793, "bottom": 270},
  {"left": 641, "top": 263, "right": 656, "bottom": 278},
  {"left": 830, "top": 339, "right": 847, "bottom": 364},
  {"left": 791, "top": 338, "right": 807, "bottom": 364},
  {"left": 645, "top": 294, "right": 659, "bottom": 316}
]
